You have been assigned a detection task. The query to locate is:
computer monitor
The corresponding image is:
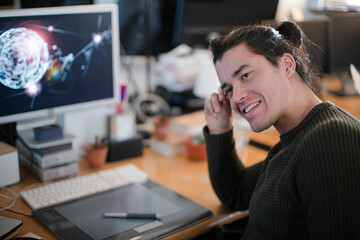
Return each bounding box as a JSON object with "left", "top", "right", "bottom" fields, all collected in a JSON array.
[
  {"left": 296, "top": 16, "right": 330, "bottom": 74},
  {"left": 327, "top": 12, "right": 360, "bottom": 73},
  {"left": 327, "top": 12, "right": 360, "bottom": 96},
  {"left": 176, "top": 0, "right": 279, "bottom": 48},
  {"left": 0, "top": 4, "right": 120, "bottom": 127}
]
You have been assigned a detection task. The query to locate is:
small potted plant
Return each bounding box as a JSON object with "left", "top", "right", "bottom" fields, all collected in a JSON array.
[
  {"left": 85, "top": 136, "right": 109, "bottom": 168},
  {"left": 153, "top": 113, "right": 170, "bottom": 140},
  {"left": 185, "top": 133, "right": 207, "bottom": 161}
]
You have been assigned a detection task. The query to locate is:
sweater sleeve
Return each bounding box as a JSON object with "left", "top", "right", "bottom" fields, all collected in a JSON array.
[
  {"left": 298, "top": 119, "right": 360, "bottom": 239},
  {"left": 203, "top": 126, "right": 263, "bottom": 211}
]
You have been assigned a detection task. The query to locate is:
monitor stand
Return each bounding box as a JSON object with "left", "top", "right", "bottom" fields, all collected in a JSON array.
[
  {"left": 16, "top": 116, "right": 55, "bottom": 132},
  {"left": 329, "top": 71, "right": 360, "bottom": 97}
]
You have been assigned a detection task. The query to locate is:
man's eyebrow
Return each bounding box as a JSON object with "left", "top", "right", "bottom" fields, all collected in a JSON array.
[{"left": 231, "top": 64, "right": 249, "bottom": 78}]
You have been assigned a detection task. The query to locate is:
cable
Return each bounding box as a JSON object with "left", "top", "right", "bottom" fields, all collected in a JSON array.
[
  {"left": 3, "top": 208, "right": 32, "bottom": 218},
  {"left": 0, "top": 184, "right": 45, "bottom": 218},
  {"left": 0, "top": 187, "right": 16, "bottom": 210},
  {"left": 133, "top": 93, "right": 171, "bottom": 123}
]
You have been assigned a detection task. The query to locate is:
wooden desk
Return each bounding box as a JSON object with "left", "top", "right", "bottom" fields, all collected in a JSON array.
[
  {"left": 1, "top": 76, "right": 359, "bottom": 240},
  {"left": 0, "top": 145, "right": 269, "bottom": 240}
]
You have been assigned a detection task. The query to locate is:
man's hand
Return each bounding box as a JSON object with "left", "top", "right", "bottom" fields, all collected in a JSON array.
[{"left": 204, "top": 88, "right": 233, "bottom": 134}]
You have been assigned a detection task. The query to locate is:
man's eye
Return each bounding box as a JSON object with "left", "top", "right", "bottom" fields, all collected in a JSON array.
[
  {"left": 241, "top": 72, "right": 250, "bottom": 80},
  {"left": 221, "top": 83, "right": 233, "bottom": 95},
  {"left": 225, "top": 87, "right": 233, "bottom": 95}
]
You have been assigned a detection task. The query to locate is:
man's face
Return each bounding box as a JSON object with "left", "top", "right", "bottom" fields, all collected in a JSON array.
[{"left": 215, "top": 44, "right": 291, "bottom": 132}]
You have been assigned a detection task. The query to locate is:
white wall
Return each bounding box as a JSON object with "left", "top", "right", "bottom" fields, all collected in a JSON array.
[
  {"left": 63, "top": 106, "right": 114, "bottom": 156},
  {"left": 63, "top": 56, "right": 153, "bottom": 156}
]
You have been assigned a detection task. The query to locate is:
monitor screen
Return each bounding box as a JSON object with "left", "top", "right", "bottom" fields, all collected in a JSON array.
[
  {"left": 328, "top": 12, "right": 360, "bottom": 73},
  {"left": 0, "top": 4, "right": 119, "bottom": 125},
  {"left": 177, "top": 0, "right": 279, "bottom": 48}
]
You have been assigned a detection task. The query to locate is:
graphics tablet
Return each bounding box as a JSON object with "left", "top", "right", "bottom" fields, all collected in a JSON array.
[{"left": 32, "top": 179, "right": 212, "bottom": 240}]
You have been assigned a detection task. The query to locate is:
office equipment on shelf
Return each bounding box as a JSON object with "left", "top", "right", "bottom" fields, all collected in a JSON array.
[
  {"left": 16, "top": 139, "right": 76, "bottom": 169},
  {"left": 0, "top": 215, "right": 23, "bottom": 240},
  {"left": 33, "top": 124, "right": 64, "bottom": 142},
  {"left": 0, "top": 141, "right": 20, "bottom": 187},
  {"left": 0, "top": 4, "right": 120, "bottom": 148},
  {"left": 15, "top": 133, "right": 78, "bottom": 182},
  {"left": 19, "top": 154, "right": 78, "bottom": 182},
  {"left": 22, "top": 164, "right": 212, "bottom": 240}
]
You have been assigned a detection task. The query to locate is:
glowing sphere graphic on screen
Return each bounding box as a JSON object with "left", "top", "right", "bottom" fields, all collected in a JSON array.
[{"left": 0, "top": 27, "right": 49, "bottom": 89}]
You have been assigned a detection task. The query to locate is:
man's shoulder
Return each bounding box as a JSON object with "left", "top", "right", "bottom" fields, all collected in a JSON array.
[{"left": 306, "top": 103, "right": 360, "bottom": 137}]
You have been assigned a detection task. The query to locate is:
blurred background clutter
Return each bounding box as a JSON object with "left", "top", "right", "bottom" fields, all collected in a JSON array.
[{"left": 1, "top": 0, "right": 360, "bottom": 155}]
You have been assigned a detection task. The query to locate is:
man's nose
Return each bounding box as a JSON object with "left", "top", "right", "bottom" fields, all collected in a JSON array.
[{"left": 231, "top": 82, "right": 247, "bottom": 103}]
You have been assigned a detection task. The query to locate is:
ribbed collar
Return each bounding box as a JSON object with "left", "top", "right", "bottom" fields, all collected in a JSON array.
[{"left": 279, "top": 101, "right": 334, "bottom": 146}]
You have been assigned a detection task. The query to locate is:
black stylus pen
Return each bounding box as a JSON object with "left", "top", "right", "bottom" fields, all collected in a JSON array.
[{"left": 103, "top": 212, "right": 161, "bottom": 220}]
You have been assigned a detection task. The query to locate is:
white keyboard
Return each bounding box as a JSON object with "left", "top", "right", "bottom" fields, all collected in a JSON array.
[{"left": 21, "top": 164, "right": 148, "bottom": 210}]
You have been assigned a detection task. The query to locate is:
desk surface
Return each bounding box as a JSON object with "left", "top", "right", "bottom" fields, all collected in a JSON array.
[{"left": 1, "top": 76, "right": 360, "bottom": 240}]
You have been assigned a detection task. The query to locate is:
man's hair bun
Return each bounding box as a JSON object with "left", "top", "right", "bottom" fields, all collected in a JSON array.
[{"left": 276, "top": 21, "right": 302, "bottom": 48}]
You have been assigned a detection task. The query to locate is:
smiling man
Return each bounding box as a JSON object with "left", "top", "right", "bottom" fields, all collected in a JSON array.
[{"left": 203, "top": 20, "right": 360, "bottom": 239}]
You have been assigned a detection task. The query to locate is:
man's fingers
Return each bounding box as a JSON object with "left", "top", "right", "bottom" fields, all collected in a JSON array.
[{"left": 210, "top": 93, "right": 222, "bottom": 113}]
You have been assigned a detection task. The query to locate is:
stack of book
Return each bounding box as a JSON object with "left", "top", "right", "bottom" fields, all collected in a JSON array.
[{"left": 16, "top": 137, "right": 78, "bottom": 182}]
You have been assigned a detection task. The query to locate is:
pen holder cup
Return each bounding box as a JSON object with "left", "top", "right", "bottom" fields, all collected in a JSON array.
[{"left": 85, "top": 143, "right": 109, "bottom": 168}]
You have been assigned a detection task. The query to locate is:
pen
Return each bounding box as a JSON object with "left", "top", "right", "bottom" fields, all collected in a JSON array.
[{"left": 103, "top": 212, "right": 161, "bottom": 220}]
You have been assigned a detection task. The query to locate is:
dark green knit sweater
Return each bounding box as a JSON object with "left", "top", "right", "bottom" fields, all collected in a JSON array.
[{"left": 204, "top": 102, "right": 360, "bottom": 239}]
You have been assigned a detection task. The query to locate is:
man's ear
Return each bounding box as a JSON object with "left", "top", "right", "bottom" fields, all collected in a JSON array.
[{"left": 281, "top": 53, "right": 296, "bottom": 77}]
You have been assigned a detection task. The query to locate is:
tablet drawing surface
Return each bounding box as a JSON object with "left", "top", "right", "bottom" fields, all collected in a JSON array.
[{"left": 55, "top": 184, "right": 182, "bottom": 240}]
